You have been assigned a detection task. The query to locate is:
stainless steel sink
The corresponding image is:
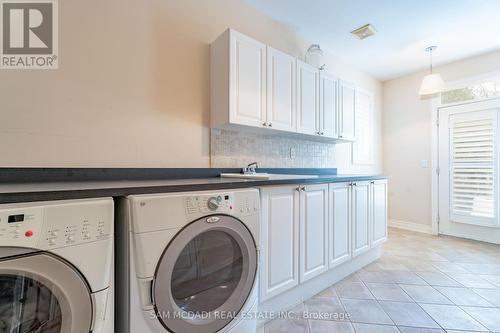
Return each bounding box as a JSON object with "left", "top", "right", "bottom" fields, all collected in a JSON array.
[{"left": 220, "top": 173, "right": 318, "bottom": 180}]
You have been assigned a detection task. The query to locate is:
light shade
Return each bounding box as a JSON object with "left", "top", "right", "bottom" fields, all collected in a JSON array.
[{"left": 419, "top": 73, "right": 445, "bottom": 95}]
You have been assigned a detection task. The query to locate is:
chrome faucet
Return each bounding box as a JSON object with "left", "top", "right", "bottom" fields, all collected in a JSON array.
[{"left": 243, "top": 162, "right": 259, "bottom": 174}]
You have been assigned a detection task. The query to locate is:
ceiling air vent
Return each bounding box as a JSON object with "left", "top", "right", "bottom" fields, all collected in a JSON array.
[{"left": 351, "top": 24, "right": 377, "bottom": 40}]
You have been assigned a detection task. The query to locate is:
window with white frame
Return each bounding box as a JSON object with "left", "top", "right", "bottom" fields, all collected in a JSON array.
[
  {"left": 352, "top": 89, "right": 374, "bottom": 165},
  {"left": 441, "top": 78, "right": 500, "bottom": 105}
]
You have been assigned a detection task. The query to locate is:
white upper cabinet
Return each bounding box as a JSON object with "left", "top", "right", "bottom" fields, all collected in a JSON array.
[
  {"left": 296, "top": 60, "right": 319, "bottom": 136},
  {"left": 260, "top": 186, "right": 300, "bottom": 302},
  {"left": 338, "top": 80, "right": 356, "bottom": 140},
  {"left": 266, "top": 46, "right": 296, "bottom": 132},
  {"left": 211, "top": 29, "right": 362, "bottom": 142},
  {"left": 329, "top": 182, "right": 352, "bottom": 268},
  {"left": 319, "top": 72, "right": 338, "bottom": 139},
  {"left": 352, "top": 181, "right": 371, "bottom": 257},
  {"left": 229, "top": 31, "right": 267, "bottom": 127},
  {"left": 299, "top": 184, "right": 329, "bottom": 283},
  {"left": 211, "top": 29, "right": 266, "bottom": 128},
  {"left": 371, "top": 180, "right": 388, "bottom": 247}
]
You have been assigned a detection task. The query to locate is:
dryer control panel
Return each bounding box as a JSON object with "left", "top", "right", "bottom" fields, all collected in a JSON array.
[
  {"left": 185, "top": 193, "right": 235, "bottom": 214},
  {"left": 184, "top": 190, "right": 260, "bottom": 218},
  {"left": 0, "top": 198, "right": 113, "bottom": 250}
]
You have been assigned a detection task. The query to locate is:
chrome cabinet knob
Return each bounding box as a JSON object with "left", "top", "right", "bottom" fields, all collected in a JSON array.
[{"left": 268, "top": 123, "right": 272, "bottom": 127}]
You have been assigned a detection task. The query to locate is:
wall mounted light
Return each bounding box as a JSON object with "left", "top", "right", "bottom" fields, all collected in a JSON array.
[{"left": 305, "top": 44, "right": 325, "bottom": 70}]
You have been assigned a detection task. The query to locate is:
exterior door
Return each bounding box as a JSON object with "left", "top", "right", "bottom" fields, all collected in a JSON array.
[
  {"left": 260, "top": 186, "right": 299, "bottom": 302},
  {"left": 371, "top": 180, "right": 388, "bottom": 247},
  {"left": 296, "top": 60, "right": 319, "bottom": 135},
  {"left": 229, "top": 30, "right": 266, "bottom": 127},
  {"left": 352, "top": 181, "right": 371, "bottom": 257},
  {"left": 320, "top": 72, "right": 338, "bottom": 138},
  {"left": 438, "top": 98, "right": 500, "bottom": 244},
  {"left": 339, "top": 80, "right": 356, "bottom": 140},
  {"left": 266, "top": 46, "right": 296, "bottom": 132},
  {"left": 153, "top": 215, "right": 257, "bottom": 333},
  {"left": 299, "top": 184, "right": 329, "bottom": 283},
  {"left": 329, "top": 182, "right": 352, "bottom": 268},
  {"left": 0, "top": 252, "right": 93, "bottom": 333}
]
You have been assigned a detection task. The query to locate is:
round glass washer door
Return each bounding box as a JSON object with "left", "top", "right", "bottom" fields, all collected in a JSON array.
[
  {"left": 153, "top": 215, "right": 257, "bottom": 333},
  {"left": 0, "top": 252, "right": 94, "bottom": 333}
]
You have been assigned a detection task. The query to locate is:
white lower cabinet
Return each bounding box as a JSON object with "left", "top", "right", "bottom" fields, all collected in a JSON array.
[
  {"left": 259, "top": 186, "right": 299, "bottom": 302},
  {"left": 299, "top": 184, "right": 329, "bottom": 283},
  {"left": 259, "top": 179, "right": 387, "bottom": 302},
  {"left": 371, "top": 179, "right": 388, "bottom": 247},
  {"left": 329, "top": 182, "right": 352, "bottom": 268},
  {"left": 352, "top": 181, "right": 371, "bottom": 257}
]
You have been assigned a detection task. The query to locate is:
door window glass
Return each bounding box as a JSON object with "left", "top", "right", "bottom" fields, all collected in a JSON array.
[
  {"left": 0, "top": 274, "right": 62, "bottom": 333},
  {"left": 170, "top": 230, "right": 243, "bottom": 313}
]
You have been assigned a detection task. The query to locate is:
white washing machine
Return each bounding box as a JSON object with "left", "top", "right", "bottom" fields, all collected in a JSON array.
[
  {"left": 117, "top": 188, "right": 260, "bottom": 333},
  {"left": 0, "top": 198, "right": 114, "bottom": 333}
]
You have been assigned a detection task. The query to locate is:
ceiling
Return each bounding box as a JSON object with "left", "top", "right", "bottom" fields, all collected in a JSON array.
[{"left": 244, "top": 0, "right": 500, "bottom": 81}]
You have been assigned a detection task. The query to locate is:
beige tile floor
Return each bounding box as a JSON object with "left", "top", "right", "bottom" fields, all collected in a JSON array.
[{"left": 264, "top": 228, "right": 500, "bottom": 333}]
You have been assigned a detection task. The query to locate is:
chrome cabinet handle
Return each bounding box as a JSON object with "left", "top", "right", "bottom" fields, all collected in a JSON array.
[
  {"left": 262, "top": 122, "right": 268, "bottom": 127},
  {"left": 300, "top": 186, "right": 306, "bottom": 191},
  {"left": 320, "top": 131, "right": 324, "bottom": 135},
  {"left": 268, "top": 123, "right": 272, "bottom": 127}
]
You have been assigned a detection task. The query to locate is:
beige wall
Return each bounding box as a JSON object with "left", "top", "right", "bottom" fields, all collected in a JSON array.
[
  {"left": 0, "top": 0, "right": 381, "bottom": 172},
  {"left": 383, "top": 49, "right": 500, "bottom": 227}
]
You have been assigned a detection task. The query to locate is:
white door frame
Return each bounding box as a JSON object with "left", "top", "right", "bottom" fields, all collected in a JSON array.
[{"left": 430, "top": 73, "right": 500, "bottom": 236}]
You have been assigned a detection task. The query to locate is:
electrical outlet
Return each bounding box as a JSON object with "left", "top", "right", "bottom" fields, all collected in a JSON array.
[{"left": 290, "top": 147, "right": 296, "bottom": 159}]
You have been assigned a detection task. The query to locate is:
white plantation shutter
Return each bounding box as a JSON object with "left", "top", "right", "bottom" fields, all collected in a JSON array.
[
  {"left": 352, "top": 89, "right": 373, "bottom": 164},
  {"left": 449, "top": 110, "right": 499, "bottom": 225}
]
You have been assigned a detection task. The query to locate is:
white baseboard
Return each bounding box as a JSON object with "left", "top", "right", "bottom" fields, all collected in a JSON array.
[{"left": 389, "top": 219, "right": 435, "bottom": 235}]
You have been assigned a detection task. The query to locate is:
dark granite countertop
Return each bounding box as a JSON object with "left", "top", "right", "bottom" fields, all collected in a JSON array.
[{"left": 0, "top": 169, "right": 386, "bottom": 204}]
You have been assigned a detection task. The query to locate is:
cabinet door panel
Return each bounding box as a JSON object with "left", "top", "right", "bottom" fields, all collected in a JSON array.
[
  {"left": 297, "top": 60, "right": 319, "bottom": 135},
  {"left": 329, "top": 183, "right": 351, "bottom": 268},
  {"left": 260, "top": 186, "right": 299, "bottom": 302},
  {"left": 300, "top": 184, "right": 329, "bottom": 283},
  {"left": 267, "top": 47, "right": 296, "bottom": 132},
  {"left": 230, "top": 31, "right": 266, "bottom": 127},
  {"left": 339, "top": 81, "right": 355, "bottom": 140},
  {"left": 372, "top": 180, "right": 388, "bottom": 247},
  {"left": 352, "top": 182, "right": 370, "bottom": 257},
  {"left": 320, "top": 73, "right": 338, "bottom": 138}
]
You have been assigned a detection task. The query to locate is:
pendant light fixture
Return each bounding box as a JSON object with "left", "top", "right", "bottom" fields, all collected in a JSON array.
[{"left": 419, "top": 46, "right": 445, "bottom": 95}]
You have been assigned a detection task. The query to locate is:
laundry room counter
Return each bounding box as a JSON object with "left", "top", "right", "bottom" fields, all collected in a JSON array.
[{"left": 0, "top": 168, "right": 387, "bottom": 203}]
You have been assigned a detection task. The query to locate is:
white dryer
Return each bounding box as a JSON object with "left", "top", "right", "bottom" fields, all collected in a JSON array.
[
  {"left": 117, "top": 188, "right": 260, "bottom": 333},
  {"left": 0, "top": 198, "right": 114, "bottom": 333}
]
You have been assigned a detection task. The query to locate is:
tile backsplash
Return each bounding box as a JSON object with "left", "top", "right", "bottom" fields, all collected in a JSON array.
[{"left": 210, "top": 129, "right": 336, "bottom": 168}]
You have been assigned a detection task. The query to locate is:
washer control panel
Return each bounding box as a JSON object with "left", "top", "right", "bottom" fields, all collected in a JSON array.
[
  {"left": 0, "top": 207, "right": 42, "bottom": 248},
  {"left": 0, "top": 199, "right": 113, "bottom": 249}
]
